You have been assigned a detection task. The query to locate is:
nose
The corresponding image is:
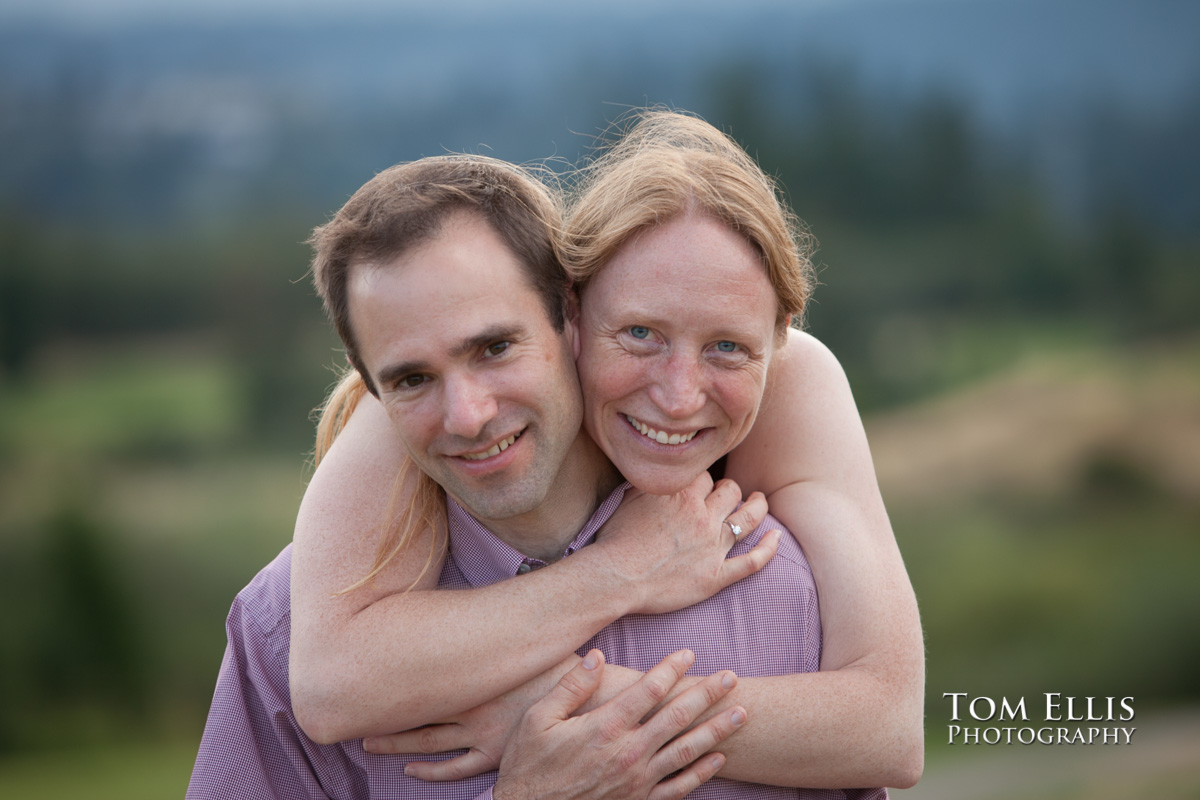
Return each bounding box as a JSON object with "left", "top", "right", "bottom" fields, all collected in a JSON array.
[
  {"left": 649, "top": 352, "right": 706, "bottom": 420},
  {"left": 442, "top": 372, "right": 499, "bottom": 439}
]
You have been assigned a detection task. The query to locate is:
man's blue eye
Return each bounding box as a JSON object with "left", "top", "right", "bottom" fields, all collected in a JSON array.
[
  {"left": 630, "top": 326, "right": 650, "bottom": 339},
  {"left": 716, "top": 341, "right": 737, "bottom": 352}
]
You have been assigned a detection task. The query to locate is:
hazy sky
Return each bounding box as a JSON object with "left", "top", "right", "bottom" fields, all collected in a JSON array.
[{"left": 0, "top": 0, "right": 862, "bottom": 25}]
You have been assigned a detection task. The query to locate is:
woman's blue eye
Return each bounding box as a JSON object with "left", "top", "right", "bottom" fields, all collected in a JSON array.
[
  {"left": 629, "top": 326, "right": 650, "bottom": 339},
  {"left": 716, "top": 341, "right": 737, "bottom": 352}
]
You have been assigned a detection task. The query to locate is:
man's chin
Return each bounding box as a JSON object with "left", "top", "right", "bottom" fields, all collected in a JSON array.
[
  {"left": 449, "top": 492, "right": 542, "bottom": 524},
  {"left": 439, "top": 472, "right": 545, "bottom": 523}
]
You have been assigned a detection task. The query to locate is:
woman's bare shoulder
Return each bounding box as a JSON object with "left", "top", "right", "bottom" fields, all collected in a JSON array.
[
  {"left": 772, "top": 329, "right": 850, "bottom": 392},
  {"left": 726, "top": 329, "right": 864, "bottom": 496}
]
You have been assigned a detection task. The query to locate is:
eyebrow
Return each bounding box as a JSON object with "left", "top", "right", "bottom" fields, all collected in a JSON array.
[{"left": 375, "top": 323, "right": 527, "bottom": 391}]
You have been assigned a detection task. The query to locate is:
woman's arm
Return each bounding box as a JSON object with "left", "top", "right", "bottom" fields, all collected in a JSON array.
[
  {"left": 288, "top": 391, "right": 777, "bottom": 744},
  {"left": 720, "top": 328, "right": 925, "bottom": 786},
  {"left": 518, "top": 332, "right": 922, "bottom": 785},
  {"left": 367, "top": 332, "right": 922, "bottom": 788}
]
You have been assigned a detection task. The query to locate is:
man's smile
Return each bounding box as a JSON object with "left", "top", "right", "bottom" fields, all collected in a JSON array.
[{"left": 458, "top": 431, "right": 523, "bottom": 461}]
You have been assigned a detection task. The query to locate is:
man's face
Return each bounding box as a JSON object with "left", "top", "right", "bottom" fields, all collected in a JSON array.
[{"left": 348, "top": 211, "right": 585, "bottom": 527}]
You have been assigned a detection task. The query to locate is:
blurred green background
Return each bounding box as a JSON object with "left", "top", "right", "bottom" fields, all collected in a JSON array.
[{"left": 1, "top": 0, "right": 1197, "bottom": 797}]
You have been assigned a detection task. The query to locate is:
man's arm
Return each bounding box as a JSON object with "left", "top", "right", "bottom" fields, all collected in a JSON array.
[
  {"left": 189, "top": 647, "right": 325, "bottom": 800},
  {"left": 189, "top": 568, "right": 346, "bottom": 800},
  {"left": 289, "top": 394, "right": 777, "bottom": 744}
]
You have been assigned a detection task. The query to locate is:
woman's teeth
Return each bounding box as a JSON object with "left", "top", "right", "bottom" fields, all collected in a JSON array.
[
  {"left": 625, "top": 415, "right": 698, "bottom": 446},
  {"left": 461, "top": 433, "right": 518, "bottom": 461}
]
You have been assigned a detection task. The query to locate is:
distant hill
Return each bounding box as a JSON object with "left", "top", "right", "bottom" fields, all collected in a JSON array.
[{"left": 868, "top": 338, "right": 1200, "bottom": 509}]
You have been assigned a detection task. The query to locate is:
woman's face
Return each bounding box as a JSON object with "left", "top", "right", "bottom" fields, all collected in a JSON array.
[{"left": 576, "top": 211, "right": 781, "bottom": 496}]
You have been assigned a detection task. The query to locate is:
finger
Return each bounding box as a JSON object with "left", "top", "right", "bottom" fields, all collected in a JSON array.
[
  {"left": 723, "top": 491, "right": 768, "bottom": 545},
  {"left": 637, "top": 669, "right": 738, "bottom": 751},
  {"left": 647, "top": 753, "right": 726, "bottom": 800},
  {"left": 649, "top": 703, "right": 746, "bottom": 780},
  {"left": 404, "top": 749, "right": 498, "bottom": 782},
  {"left": 683, "top": 469, "right": 715, "bottom": 498},
  {"left": 599, "top": 649, "right": 695, "bottom": 732},
  {"left": 719, "top": 529, "right": 782, "bottom": 586},
  {"left": 526, "top": 649, "right": 606, "bottom": 724},
  {"left": 704, "top": 478, "right": 743, "bottom": 519},
  {"left": 363, "top": 724, "right": 466, "bottom": 755}
]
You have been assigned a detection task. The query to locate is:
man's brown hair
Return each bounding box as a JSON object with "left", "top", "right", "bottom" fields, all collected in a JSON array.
[{"left": 309, "top": 155, "right": 567, "bottom": 395}]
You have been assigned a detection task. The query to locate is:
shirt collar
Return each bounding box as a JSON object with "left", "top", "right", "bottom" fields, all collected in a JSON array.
[{"left": 447, "top": 482, "right": 631, "bottom": 588}]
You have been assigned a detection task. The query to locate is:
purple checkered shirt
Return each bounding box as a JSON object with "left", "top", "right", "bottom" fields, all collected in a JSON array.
[{"left": 187, "top": 482, "right": 885, "bottom": 799}]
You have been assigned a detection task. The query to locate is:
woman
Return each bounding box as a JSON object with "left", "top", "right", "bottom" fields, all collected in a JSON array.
[{"left": 290, "top": 110, "right": 923, "bottom": 790}]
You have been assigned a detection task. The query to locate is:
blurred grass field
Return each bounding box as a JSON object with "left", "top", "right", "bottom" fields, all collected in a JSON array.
[
  {"left": 0, "top": 333, "right": 1197, "bottom": 796},
  {"left": 0, "top": 741, "right": 199, "bottom": 800},
  {"left": 893, "top": 703, "right": 1200, "bottom": 800}
]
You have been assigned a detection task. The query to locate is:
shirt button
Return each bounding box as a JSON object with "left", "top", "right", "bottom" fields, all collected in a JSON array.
[{"left": 516, "top": 563, "right": 532, "bottom": 575}]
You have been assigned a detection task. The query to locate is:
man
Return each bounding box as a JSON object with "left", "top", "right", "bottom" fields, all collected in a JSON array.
[{"left": 187, "top": 156, "right": 826, "bottom": 799}]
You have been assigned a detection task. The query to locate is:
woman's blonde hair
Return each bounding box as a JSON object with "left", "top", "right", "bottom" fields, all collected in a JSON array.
[
  {"left": 313, "top": 368, "right": 447, "bottom": 594},
  {"left": 561, "top": 109, "right": 816, "bottom": 331}
]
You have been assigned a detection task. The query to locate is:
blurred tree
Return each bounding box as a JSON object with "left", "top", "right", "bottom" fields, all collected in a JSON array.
[
  {"left": 213, "top": 217, "right": 335, "bottom": 449},
  {"left": 34, "top": 498, "right": 149, "bottom": 725},
  {"left": 0, "top": 218, "right": 43, "bottom": 379},
  {"left": 902, "top": 90, "right": 984, "bottom": 221}
]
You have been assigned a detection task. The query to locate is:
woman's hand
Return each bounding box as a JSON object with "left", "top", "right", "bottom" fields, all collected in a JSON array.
[
  {"left": 362, "top": 656, "right": 581, "bottom": 780},
  {"left": 593, "top": 473, "right": 780, "bottom": 615}
]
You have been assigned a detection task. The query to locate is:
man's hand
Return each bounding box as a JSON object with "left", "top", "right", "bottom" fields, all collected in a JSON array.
[
  {"left": 594, "top": 474, "right": 781, "bottom": 615},
  {"left": 493, "top": 649, "right": 745, "bottom": 800},
  {"left": 361, "top": 656, "right": 580, "bottom": 780}
]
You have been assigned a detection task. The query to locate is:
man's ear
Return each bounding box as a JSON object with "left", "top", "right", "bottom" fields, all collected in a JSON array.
[{"left": 566, "top": 287, "right": 581, "bottom": 360}]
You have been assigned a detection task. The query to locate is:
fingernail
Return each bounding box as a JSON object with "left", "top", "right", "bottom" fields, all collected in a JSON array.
[
  {"left": 721, "top": 672, "right": 735, "bottom": 689},
  {"left": 731, "top": 709, "right": 746, "bottom": 726},
  {"left": 771, "top": 530, "right": 782, "bottom": 544},
  {"left": 582, "top": 652, "right": 599, "bottom": 670}
]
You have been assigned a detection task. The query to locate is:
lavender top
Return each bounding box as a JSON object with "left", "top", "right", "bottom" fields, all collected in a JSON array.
[{"left": 187, "top": 482, "right": 884, "bottom": 799}]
